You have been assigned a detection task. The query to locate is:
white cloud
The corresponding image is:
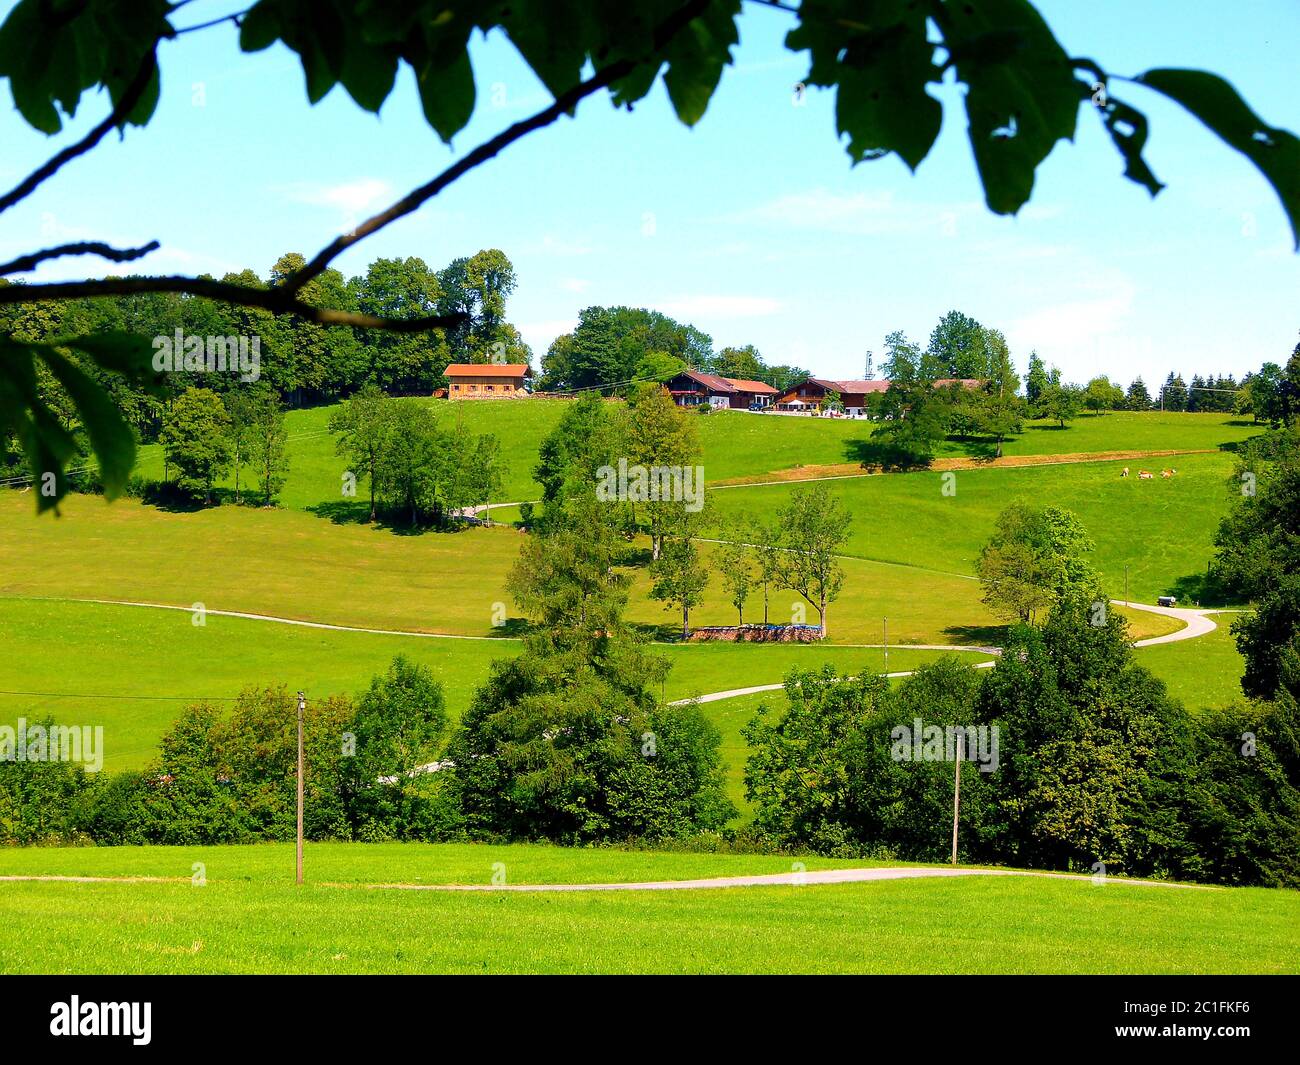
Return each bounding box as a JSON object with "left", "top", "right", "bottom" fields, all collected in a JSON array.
[
  {"left": 560, "top": 278, "right": 592, "bottom": 294},
  {"left": 653, "top": 294, "right": 783, "bottom": 318},
  {"left": 728, "top": 187, "right": 980, "bottom": 238},
  {"left": 524, "top": 234, "right": 597, "bottom": 257},
  {"left": 1007, "top": 277, "right": 1143, "bottom": 381},
  {"left": 519, "top": 318, "right": 578, "bottom": 355},
  {"left": 282, "top": 178, "right": 394, "bottom": 214}
]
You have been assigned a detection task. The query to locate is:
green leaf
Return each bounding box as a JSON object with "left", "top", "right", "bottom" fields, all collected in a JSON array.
[
  {"left": 1136, "top": 68, "right": 1300, "bottom": 249},
  {"left": 788, "top": 1, "right": 940, "bottom": 172},
  {"left": 339, "top": 34, "right": 399, "bottom": 112},
  {"left": 59, "top": 331, "right": 166, "bottom": 393},
  {"left": 499, "top": 0, "right": 592, "bottom": 100},
  {"left": 1089, "top": 86, "right": 1163, "bottom": 198},
  {"left": 416, "top": 46, "right": 476, "bottom": 143},
  {"left": 662, "top": 1, "right": 740, "bottom": 127},
  {"left": 239, "top": 2, "right": 281, "bottom": 53},
  {"left": 35, "top": 345, "right": 137, "bottom": 500},
  {"left": 938, "top": 0, "right": 1080, "bottom": 215},
  {"left": 0, "top": 337, "right": 78, "bottom": 511}
]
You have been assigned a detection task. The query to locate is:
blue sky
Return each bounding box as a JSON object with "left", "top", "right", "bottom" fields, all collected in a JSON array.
[{"left": 1, "top": 0, "right": 1297, "bottom": 387}]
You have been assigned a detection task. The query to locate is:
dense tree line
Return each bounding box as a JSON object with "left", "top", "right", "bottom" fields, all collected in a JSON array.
[
  {"left": 0, "top": 249, "right": 527, "bottom": 487},
  {"left": 745, "top": 557, "right": 1300, "bottom": 888},
  {"left": 869, "top": 316, "right": 1026, "bottom": 463},
  {"left": 330, "top": 386, "right": 506, "bottom": 526},
  {"left": 538, "top": 306, "right": 807, "bottom": 393}
]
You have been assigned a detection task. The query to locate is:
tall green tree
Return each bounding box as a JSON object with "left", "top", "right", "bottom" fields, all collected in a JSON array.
[
  {"left": 928, "top": 310, "right": 987, "bottom": 379},
  {"left": 246, "top": 387, "right": 289, "bottom": 506},
  {"left": 159, "top": 387, "right": 232, "bottom": 503},
  {"left": 375, "top": 402, "right": 446, "bottom": 525},
  {"left": 873, "top": 330, "right": 949, "bottom": 464},
  {"left": 650, "top": 511, "right": 710, "bottom": 639},
  {"left": 1025, "top": 351, "right": 1049, "bottom": 406},
  {"left": 328, "top": 382, "right": 391, "bottom": 521},
  {"left": 776, "top": 483, "right": 850, "bottom": 637},
  {"left": 621, "top": 382, "right": 702, "bottom": 559},
  {"left": 976, "top": 503, "right": 1102, "bottom": 624}
]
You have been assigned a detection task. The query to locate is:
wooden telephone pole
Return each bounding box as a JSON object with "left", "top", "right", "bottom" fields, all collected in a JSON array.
[
  {"left": 950, "top": 729, "right": 963, "bottom": 865},
  {"left": 296, "top": 690, "right": 305, "bottom": 885}
]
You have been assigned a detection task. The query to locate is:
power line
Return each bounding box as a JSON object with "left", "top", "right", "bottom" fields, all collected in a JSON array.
[{"left": 0, "top": 689, "right": 239, "bottom": 702}]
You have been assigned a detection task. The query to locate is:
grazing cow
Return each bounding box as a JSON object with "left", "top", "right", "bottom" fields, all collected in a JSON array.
[
  {"left": 1139, "top": 470, "right": 1154, "bottom": 480},
  {"left": 1121, "top": 467, "right": 1130, "bottom": 478},
  {"left": 1161, "top": 469, "right": 1173, "bottom": 478}
]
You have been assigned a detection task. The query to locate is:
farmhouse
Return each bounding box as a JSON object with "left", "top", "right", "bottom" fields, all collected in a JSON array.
[
  {"left": 443, "top": 362, "right": 532, "bottom": 398},
  {"left": 665, "top": 369, "right": 779, "bottom": 409},
  {"left": 774, "top": 377, "right": 984, "bottom": 412},
  {"left": 773, "top": 378, "right": 889, "bottom": 412}
]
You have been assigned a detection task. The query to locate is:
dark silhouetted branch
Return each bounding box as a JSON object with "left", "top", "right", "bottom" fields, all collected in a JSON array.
[
  {"left": 0, "top": 52, "right": 159, "bottom": 217},
  {"left": 0, "top": 275, "right": 466, "bottom": 332},
  {"left": 0, "top": 240, "right": 161, "bottom": 277}
]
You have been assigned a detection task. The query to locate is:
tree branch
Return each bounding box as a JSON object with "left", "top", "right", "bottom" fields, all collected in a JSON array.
[
  {"left": 0, "top": 275, "right": 465, "bottom": 333},
  {"left": 278, "top": 0, "right": 714, "bottom": 296},
  {"left": 0, "top": 0, "right": 713, "bottom": 332},
  {"left": 0, "top": 51, "right": 159, "bottom": 218},
  {"left": 0, "top": 240, "right": 161, "bottom": 277}
]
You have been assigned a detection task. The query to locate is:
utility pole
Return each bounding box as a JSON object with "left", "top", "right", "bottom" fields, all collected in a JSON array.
[
  {"left": 296, "top": 690, "right": 305, "bottom": 886},
  {"left": 950, "top": 729, "right": 963, "bottom": 866},
  {"left": 883, "top": 616, "right": 889, "bottom": 676},
  {"left": 1125, "top": 565, "right": 1130, "bottom": 608}
]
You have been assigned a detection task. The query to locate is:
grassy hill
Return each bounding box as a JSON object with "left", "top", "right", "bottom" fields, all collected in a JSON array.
[
  {"left": 710, "top": 450, "right": 1241, "bottom": 603},
  {"left": 1, "top": 842, "right": 1295, "bottom": 973},
  {"left": 0, "top": 597, "right": 986, "bottom": 774},
  {"left": 130, "top": 402, "right": 1260, "bottom": 513},
  {"left": 0, "top": 406, "right": 1256, "bottom": 795}
]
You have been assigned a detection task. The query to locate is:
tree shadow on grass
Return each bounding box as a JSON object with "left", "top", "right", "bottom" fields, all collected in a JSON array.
[
  {"left": 842, "top": 438, "right": 934, "bottom": 471},
  {"left": 1161, "top": 572, "right": 1240, "bottom": 609},
  {"left": 941, "top": 623, "right": 1009, "bottom": 648},
  {"left": 134, "top": 481, "right": 219, "bottom": 513},
  {"left": 306, "top": 500, "right": 485, "bottom": 537}
]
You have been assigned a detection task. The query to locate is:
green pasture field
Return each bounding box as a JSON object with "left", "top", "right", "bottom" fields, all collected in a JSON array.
[
  {"left": 0, "top": 484, "right": 1182, "bottom": 647},
  {"left": 709, "top": 450, "right": 1243, "bottom": 603},
  {"left": 0, "top": 842, "right": 1295, "bottom": 974},
  {"left": 1133, "top": 617, "right": 1249, "bottom": 710},
  {"left": 0, "top": 597, "right": 987, "bottom": 773},
  {"left": 131, "top": 401, "right": 1259, "bottom": 515}
]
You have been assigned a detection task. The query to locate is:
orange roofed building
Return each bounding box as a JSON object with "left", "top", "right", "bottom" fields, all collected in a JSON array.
[{"left": 443, "top": 362, "right": 533, "bottom": 398}]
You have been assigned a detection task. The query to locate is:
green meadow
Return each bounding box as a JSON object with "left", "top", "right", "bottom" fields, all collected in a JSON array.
[
  {"left": 131, "top": 401, "right": 1258, "bottom": 512},
  {"left": 1133, "top": 617, "right": 1249, "bottom": 710},
  {"left": 711, "top": 450, "right": 1242, "bottom": 603},
  {"left": 0, "top": 843, "right": 1295, "bottom": 974},
  {"left": 0, "top": 597, "right": 985, "bottom": 774}
]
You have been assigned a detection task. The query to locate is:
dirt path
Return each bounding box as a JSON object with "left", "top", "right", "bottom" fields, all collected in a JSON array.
[
  {"left": 2, "top": 866, "right": 1209, "bottom": 892},
  {"left": 709, "top": 448, "right": 1216, "bottom": 489},
  {"left": 346, "top": 865, "right": 1210, "bottom": 892}
]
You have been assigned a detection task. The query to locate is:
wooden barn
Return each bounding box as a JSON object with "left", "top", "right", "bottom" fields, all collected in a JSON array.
[
  {"left": 665, "top": 369, "right": 779, "bottom": 409},
  {"left": 443, "top": 363, "right": 533, "bottom": 398}
]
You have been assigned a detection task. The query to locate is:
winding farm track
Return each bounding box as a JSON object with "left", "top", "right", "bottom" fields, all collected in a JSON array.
[
  {"left": 338, "top": 865, "right": 1210, "bottom": 892},
  {"left": 0, "top": 867, "right": 1208, "bottom": 891}
]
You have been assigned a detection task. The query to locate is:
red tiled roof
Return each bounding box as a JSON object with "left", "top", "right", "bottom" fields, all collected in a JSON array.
[
  {"left": 676, "top": 369, "right": 736, "bottom": 393},
  {"left": 830, "top": 379, "right": 891, "bottom": 395},
  {"left": 444, "top": 363, "right": 532, "bottom": 378},
  {"left": 722, "top": 377, "right": 779, "bottom": 394}
]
